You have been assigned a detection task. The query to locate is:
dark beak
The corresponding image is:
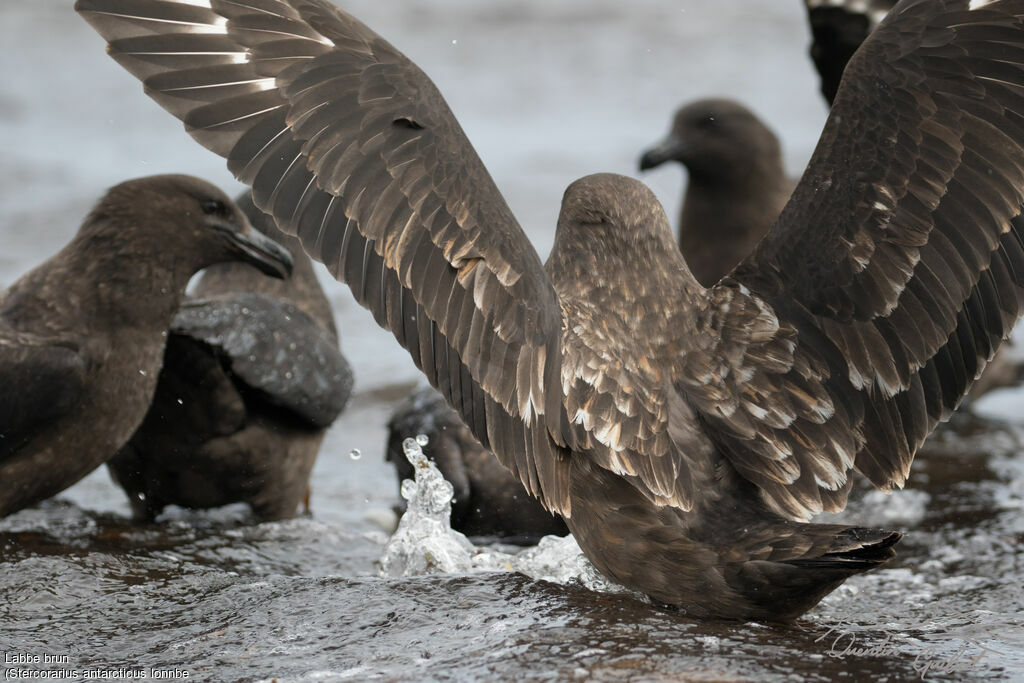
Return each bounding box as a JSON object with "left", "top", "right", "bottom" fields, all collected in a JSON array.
[
  {"left": 215, "top": 219, "right": 294, "bottom": 279},
  {"left": 639, "top": 137, "right": 687, "bottom": 171}
]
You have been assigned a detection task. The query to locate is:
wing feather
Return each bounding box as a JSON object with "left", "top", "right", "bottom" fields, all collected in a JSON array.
[
  {"left": 77, "top": 0, "right": 576, "bottom": 513},
  {"left": 682, "top": 0, "right": 1024, "bottom": 519}
]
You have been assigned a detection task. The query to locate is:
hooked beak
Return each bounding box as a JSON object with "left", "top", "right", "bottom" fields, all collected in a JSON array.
[
  {"left": 213, "top": 216, "right": 294, "bottom": 280},
  {"left": 638, "top": 137, "right": 688, "bottom": 171}
]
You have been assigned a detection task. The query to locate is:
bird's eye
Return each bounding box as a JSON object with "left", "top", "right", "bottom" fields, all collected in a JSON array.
[
  {"left": 697, "top": 115, "right": 717, "bottom": 130},
  {"left": 200, "top": 199, "right": 227, "bottom": 216}
]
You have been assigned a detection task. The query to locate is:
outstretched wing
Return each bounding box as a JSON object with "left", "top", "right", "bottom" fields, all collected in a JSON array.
[
  {"left": 76, "top": 0, "right": 574, "bottom": 513},
  {"left": 0, "top": 333, "right": 87, "bottom": 460},
  {"left": 680, "top": 0, "right": 1024, "bottom": 520},
  {"left": 171, "top": 293, "right": 353, "bottom": 428}
]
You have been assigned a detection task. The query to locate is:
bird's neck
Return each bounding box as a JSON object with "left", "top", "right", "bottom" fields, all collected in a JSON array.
[
  {"left": 679, "top": 164, "right": 790, "bottom": 286},
  {"left": 6, "top": 229, "right": 193, "bottom": 337},
  {"left": 684, "top": 150, "right": 788, "bottom": 206},
  {"left": 546, "top": 225, "right": 704, "bottom": 343}
]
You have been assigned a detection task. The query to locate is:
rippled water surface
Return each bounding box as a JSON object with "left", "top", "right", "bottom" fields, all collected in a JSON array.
[{"left": 2, "top": 1, "right": 1024, "bottom": 680}]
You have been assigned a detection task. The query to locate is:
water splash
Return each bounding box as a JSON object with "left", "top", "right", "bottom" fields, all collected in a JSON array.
[
  {"left": 473, "top": 535, "right": 631, "bottom": 595},
  {"left": 379, "top": 437, "right": 636, "bottom": 598},
  {"left": 379, "top": 437, "right": 474, "bottom": 576}
]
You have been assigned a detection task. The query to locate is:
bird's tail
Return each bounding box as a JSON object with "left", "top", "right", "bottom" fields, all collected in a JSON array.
[
  {"left": 565, "top": 457, "right": 902, "bottom": 621},
  {"left": 724, "top": 523, "right": 902, "bottom": 622}
]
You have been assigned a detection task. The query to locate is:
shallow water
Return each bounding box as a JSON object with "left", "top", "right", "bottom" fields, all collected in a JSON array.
[{"left": 2, "top": 1, "right": 1024, "bottom": 680}]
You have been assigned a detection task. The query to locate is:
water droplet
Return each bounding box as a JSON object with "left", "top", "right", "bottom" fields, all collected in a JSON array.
[
  {"left": 176, "top": 399, "right": 184, "bottom": 405},
  {"left": 451, "top": 39, "right": 458, "bottom": 45},
  {"left": 400, "top": 478, "right": 417, "bottom": 501},
  {"left": 349, "top": 448, "right": 362, "bottom": 460},
  {"left": 415, "top": 434, "right": 429, "bottom": 447},
  {"left": 138, "top": 369, "right": 147, "bottom": 376}
]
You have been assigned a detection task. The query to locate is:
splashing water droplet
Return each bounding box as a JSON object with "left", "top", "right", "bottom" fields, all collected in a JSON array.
[
  {"left": 415, "top": 434, "right": 429, "bottom": 447},
  {"left": 379, "top": 437, "right": 638, "bottom": 599},
  {"left": 349, "top": 448, "right": 362, "bottom": 460},
  {"left": 380, "top": 438, "right": 472, "bottom": 577}
]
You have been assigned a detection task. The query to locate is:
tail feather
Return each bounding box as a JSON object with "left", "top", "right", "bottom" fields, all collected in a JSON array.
[
  {"left": 788, "top": 527, "right": 902, "bottom": 569},
  {"left": 729, "top": 525, "right": 902, "bottom": 622}
]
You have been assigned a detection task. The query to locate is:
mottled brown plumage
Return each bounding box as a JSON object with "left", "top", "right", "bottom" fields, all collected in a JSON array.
[
  {"left": 803, "top": 0, "right": 1022, "bottom": 406},
  {"left": 640, "top": 95, "right": 1023, "bottom": 403},
  {"left": 108, "top": 192, "right": 352, "bottom": 521},
  {"left": 78, "top": 0, "right": 1024, "bottom": 620},
  {"left": 392, "top": 99, "right": 794, "bottom": 542},
  {"left": 0, "top": 175, "right": 293, "bottom": 518},
  {"left": 396, "top": 100, "right": 789, "bottom": 540},
  {"left": 639, "top": 99, "right": 795, "bottom": 286}
]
